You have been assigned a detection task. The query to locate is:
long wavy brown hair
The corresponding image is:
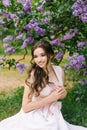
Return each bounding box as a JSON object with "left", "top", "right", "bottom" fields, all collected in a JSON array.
[{"left": 25, "top": 40, "right": 54, "bottom": 97}]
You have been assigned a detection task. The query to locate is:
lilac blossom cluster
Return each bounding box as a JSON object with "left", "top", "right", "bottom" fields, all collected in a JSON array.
[
  {"left": 24, "top": 20, "right": 46, "bottom": 36},
  {"left": 77, "top": 41, "right": 87, "bottom": 50},
  {"left": 62, "top": 28, "right": 78, "bottom": 41},
  {"left": 3, "top": 44, "right": 15, "bottom": 54},
  {"left": 2, "top": 0, "right": 11, "bottom": 7},
  {"left": 17, "top": 0, "right": 32, "bottom": 13},
  {"left": 2, "top": 0, "right": 32, "bottom": 14},
  {"left": 37, "top": 5, "right": 44, "bottom": 12},
  {"left": 72, "top": 0, "right": 87, "bottom": 23},
  {"left": 50, "top": 28, "right": 78, "bottom": 47},
  {"left": 67, "top": 53, "right": 85, "bottom": 70},
  {"left": 23, "top": 0, "right": 32, "bottom": 13},
  {"left": 50, "top": 39, "right": 64, "bottom": 47},
  {"left": 16, "top": 62, "right": 25, "bottom": 74},
  {"left": 41, "top": 18, "right": 50, "bottom": 24},
  {"left": 3, "top": 35, "right": 14, "bottom": 42},
  {"left": 55, "top": 51, "right": 64, "bottom": 60},
  {"left": 16, "top": 33, "right": 23, "bottom": 40},
  {"left": 21, "top": 36, "right": 34, "bottom": 48},
  {"left": 2, "top": 11, "right": 19, "bottom": 22}
]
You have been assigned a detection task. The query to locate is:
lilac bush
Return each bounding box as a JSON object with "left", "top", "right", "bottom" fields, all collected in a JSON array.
[
  {"left": 0, "top": 0, "right": 87, "bottom": 84},
  {"left": 72, "top": 0, "right": 87, "bottom": 23}
]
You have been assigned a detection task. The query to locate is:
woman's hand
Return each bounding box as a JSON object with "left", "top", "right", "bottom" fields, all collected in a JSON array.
[
  {"left": 56, "top": 86, "right": 67, "bottom": 100},
  {"left": 48, "top": 86, "right": 67, "bottom": 102}
]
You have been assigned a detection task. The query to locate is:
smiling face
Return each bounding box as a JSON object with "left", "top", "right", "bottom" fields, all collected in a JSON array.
[{"left": 33, "top": 47, "right": 48, "bottom": 68}]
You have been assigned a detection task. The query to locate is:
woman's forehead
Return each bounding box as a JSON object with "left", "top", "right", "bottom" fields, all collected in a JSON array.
[{"left": 34, "top": 47, "right": 45, "bottom": 54}]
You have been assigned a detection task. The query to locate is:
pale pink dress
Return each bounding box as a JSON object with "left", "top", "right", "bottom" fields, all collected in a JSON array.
[{"left": 0, "top": 66, "right": 87, "bottom": 130}]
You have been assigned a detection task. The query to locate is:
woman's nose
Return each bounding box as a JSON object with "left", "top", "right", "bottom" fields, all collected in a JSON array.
[{"left": 37, "top": 57, "right": 42, "bottom": 62}]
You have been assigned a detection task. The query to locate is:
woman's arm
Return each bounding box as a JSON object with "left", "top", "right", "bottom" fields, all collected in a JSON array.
[{"left": 22, "top": 84, "right": 65, "bottom": 113}]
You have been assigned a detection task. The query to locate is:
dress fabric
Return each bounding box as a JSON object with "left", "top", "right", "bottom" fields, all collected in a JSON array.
[{"left": 0, "top": 65, "right": 87, "bottom": 130}]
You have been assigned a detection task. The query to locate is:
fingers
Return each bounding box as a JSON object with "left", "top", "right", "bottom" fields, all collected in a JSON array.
[{"left": 55, "top": 86, "right": 67, "bottom": 99}]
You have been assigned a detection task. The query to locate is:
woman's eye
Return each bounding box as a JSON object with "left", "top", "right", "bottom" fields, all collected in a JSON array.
[
  {"left": 41, "top": 53, "right": 46, "bottom": 56},
  {"left": 34, "top": 55, "right": 37, "bottom": 58},
  {"left": 41, "top": 54, "right": 45, "bottom": 56}
]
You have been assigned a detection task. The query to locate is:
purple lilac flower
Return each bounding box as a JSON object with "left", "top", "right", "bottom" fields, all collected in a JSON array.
[
  {"left": 3, "top": 43, "right": 10, "bottom": 48},
  {"left": 55, "top": 51, "right": 64, "bottom": 59},
  {"left": 16, "top": 62, "right": 25, "bottom": 74},
  {"left": 50, "top": 39, "right": 64, "bottom": 47},
  {"left": 3, "top": 36, "right": 14, "bottom": 42},
  {"left": 10, "top": 14, "right": 19, "bottom": 22},
  {"left": 83, "top": 71, "right": 87, "bottom": 75},
  {"left": 37, "top": 6, "right": 44, "bottom": 12},
  {"left": 21, "top": 36, "right": 34, "bottom": 48},
  {"left": 67, "top": 53, "right": 85, "bottom": 70},
  {"left": 77, "top": 41, "right": 86, "bottom": 50},
  {"left": 80, "top": 13, "right": 87, "bottom": 22},
  {"left": 24, "top": 24, "right": 31, "bottom": 30},
  {"left": 72, "top": 0, "right": 87, "bottom": 23},
  {"left": 50, "top": 39, "right": 61, "bottom": 45},
  {"left": 3, "top": 43, "right": 15, "bottom": 54},
  {"left": 2, "top": 0, "right": 11, "bottom": 7},
  {"left": 17, "top": 0, "right": 26, "bottom": 4},
  {"left": 16, "top": 33, "right": 23, "bottom": 40},
  {"left": 17, "top": 11, "right": 24, "bottom": 16},
  {"left": 1, "top": 22, "right": 6, "bottom": 27},
  {"left": 29, "top": 20, "right": 39, "bottom": 28},
  {"left": 3, "top": 11, "right": 11, "bottom": 19},
  {"left": 5, "top": 46, "right": 15, "bottom": 54},
  {"left": 41, "top": 18, "right": 50, "bottom": 24},
  {"left": 23, "top": 0, "right": 32, "bottom": 13},
  {"left": 24, "top": 19, "right": 45, "bottom": 36},
  {"left": 62, "top": 28, "right": 78, "bottom": 41},
  {"left": 75, "top": 64, "right": 84, "bottom": 70},
  {"left": 34, "top": 26, "right": 46, "bottom": 36},
  {"left": 77, "top": 55, "right": 85, "bottom": 62},
  {"left": 24, "top": 20, "right": 38, "bottom": 30}
]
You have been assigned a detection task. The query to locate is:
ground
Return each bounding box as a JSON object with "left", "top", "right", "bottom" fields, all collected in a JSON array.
[{"left": 0, "top": 55, "right": 30, "bottom": 92}]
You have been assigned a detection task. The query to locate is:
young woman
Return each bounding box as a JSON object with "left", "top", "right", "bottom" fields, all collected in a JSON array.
[{"left": 0, "top": 41, "right": 87, "bottom": 130}]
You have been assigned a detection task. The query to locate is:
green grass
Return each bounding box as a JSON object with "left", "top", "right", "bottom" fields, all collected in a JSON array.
[{"left": 0, "top": 87, "right": 24, "bottom": 121}]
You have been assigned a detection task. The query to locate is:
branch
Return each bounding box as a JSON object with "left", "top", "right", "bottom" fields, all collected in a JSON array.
[{"left": 17, "top": 48, "right": 28, "bottom": 62}]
